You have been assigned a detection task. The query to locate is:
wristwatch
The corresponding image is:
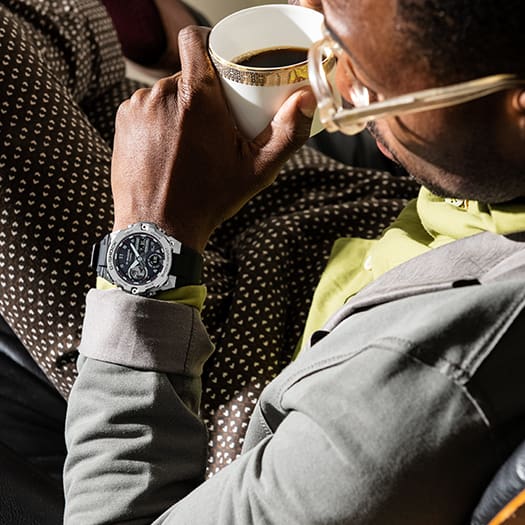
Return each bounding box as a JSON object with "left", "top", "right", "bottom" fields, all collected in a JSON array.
[{"left": 90, "top": 222, "right": 203, "bottom": 296}]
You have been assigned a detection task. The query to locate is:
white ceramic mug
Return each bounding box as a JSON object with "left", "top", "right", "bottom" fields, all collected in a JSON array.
[{"left": 209, "top": 4, "right": 332, "bottom": 139}]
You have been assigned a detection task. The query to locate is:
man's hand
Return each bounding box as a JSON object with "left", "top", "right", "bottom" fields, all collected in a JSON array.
[{"left": 111, "top": 26, "right": 316, "bottom": 253}]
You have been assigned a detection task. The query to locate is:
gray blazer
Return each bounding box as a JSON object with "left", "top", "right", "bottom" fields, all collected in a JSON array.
[{"left": 64, "top": 232, "right": 525, "bottom": 524}]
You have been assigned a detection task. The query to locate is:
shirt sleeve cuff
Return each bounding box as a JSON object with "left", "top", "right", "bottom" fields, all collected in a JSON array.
[{"left": 80, "top": 288, "right": 214, "bottom": 376}]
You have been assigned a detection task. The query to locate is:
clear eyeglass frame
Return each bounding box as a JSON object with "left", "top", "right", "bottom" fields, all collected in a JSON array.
[{"left": 307, "top": 24, "right": 525, "bottom": 135}]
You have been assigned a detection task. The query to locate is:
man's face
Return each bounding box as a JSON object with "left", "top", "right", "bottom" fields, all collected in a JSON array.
[{"left": 294, "top": 0, "right": 523, "bottom": 202}]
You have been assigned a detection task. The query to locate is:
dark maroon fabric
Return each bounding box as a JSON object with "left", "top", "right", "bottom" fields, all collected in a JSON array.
[{"left": 101, "top": 0, "right": 166, "bottom": 65}]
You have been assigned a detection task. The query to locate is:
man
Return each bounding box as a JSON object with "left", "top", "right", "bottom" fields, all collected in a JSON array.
[{"left": 64, "top": 1, "right": 525, "bottom": 524}]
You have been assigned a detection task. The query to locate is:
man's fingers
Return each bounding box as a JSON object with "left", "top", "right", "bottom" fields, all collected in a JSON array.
[{"left": 178, "top": 25, "right": 215, "bottom": 87}]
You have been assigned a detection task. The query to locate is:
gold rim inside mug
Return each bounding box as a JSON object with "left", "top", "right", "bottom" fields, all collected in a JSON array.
[{"left": 209, "top": 47, "right": 335, "bottom": 87}]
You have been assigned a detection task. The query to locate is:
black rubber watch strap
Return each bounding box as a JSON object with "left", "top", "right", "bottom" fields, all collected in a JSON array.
[
  {"left": 169, "top": 244, "right": 203, "bottom": 287},
  {"left": 90, "top": 233, "right": 112, "bottom": 283}
]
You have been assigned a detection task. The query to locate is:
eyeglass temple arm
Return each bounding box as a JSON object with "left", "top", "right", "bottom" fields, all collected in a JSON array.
[
  {"left": 331, "top": 75, "right": 525, "bottom": 129},
  {"left": 308, "top": 35, "right": 524, "bottom": 133}
]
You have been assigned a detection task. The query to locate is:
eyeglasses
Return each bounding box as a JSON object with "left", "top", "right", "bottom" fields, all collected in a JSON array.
[{"left": 308, "top": 24, "right": 525, "bottom": 135}]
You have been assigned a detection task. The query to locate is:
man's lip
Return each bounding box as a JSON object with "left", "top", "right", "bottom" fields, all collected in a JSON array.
[{"left": 375, "top": 139, "right": 394, "bottom": 161}]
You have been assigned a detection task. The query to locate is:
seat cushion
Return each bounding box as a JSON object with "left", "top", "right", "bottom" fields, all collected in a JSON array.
[
  {"left": 472, "top": 441, "right": 525, "bottom": 524},
  {"left": 0, "top": 441, "right": 64, "bottom": 525}
]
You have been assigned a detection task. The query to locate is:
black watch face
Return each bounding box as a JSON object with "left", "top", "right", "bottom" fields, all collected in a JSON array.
[{"left": 113, "top": 233, "right": 166, "bottom": 286}]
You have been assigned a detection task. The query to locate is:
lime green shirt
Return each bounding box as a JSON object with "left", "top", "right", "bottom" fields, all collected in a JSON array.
[{"left": 295, "top": 187, "right": 525, "bottom": 357}]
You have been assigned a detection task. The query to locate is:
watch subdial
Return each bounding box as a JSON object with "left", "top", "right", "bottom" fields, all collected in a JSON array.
[
  {"left": 147, "top": 252, "right": 163, "bottom": 271},
  {"left": 128, "top": 263, "right": 148, "bottom": 282}
]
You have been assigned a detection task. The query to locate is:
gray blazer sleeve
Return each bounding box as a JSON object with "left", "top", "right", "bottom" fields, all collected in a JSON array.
[
  {"left": 64, "top": 289, "right": 495, "bottom": 525},
  {"left": 63, "top": 289, "right": 214, "bottom": 524}
]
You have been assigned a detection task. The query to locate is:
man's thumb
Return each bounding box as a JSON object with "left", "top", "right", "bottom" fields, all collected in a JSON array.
[{"left": 256, "top": 88, "right": 317, "bottom": 164}]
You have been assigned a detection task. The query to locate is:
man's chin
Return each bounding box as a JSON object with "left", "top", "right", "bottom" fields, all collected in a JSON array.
[{"left": 406, "top": 168, "right": 464, "bottom": 200}]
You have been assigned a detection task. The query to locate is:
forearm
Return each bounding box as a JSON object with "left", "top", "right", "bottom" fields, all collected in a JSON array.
[
  {"left": 64, "top": 357, "right": 208, "bottom": 524},
  {"left": 64, "top": 289, "right": 214, "bottom": 524}
]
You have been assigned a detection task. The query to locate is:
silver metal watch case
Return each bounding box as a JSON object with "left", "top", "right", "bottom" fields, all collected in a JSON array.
[{"left": 106, "top": 222, "right": 180, "bottom": 296}]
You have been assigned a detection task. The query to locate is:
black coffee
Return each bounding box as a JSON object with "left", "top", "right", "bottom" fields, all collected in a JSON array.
[{"left": 234, "top": 46, "right": 308, "bottom": 68}]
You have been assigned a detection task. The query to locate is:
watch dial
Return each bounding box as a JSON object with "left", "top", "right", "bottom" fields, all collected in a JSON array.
[{"left": 113, "top": 233, "right": 166, "bottom": 286}]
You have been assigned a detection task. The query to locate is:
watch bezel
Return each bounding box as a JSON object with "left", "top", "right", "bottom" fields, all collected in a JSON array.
[{"left": 106, "top": 222, "right": 181, "bottom": 296}]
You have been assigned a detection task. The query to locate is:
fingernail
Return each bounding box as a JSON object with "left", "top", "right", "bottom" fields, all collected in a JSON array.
[{"left": 299, "top": 89, "right": 317, "bottom": 118}]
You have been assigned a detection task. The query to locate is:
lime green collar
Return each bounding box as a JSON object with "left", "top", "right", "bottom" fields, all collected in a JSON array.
[{"left": 418, "top": 187, "right": 525, "bottom": 247}]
